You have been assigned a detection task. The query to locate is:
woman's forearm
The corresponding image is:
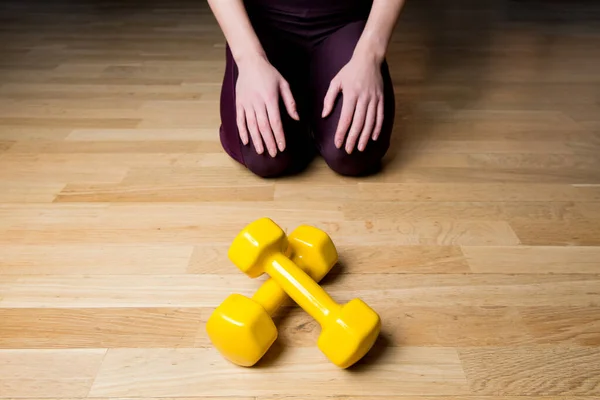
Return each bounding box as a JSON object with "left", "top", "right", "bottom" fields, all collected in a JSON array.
[
  {"left": 354, "top": 0, "right": 406, "bottom": 63},
  {"left": 207, "top": 0, "right": 266, "bottom": 66}
]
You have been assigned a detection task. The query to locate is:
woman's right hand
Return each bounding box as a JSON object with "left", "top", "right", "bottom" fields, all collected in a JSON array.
[{"left": 235, "top": 55, "right": 299, "bottom": 157}]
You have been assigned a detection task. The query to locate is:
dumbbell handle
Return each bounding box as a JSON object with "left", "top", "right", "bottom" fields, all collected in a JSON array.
[
  {"left": 251, "top": 239, "right": 333, "bottom": 316},
  {"left": 263, "top": 252, "right": 341, "bottom": 327},
  {"left": 251, "top": 278, "right": 285, "bottom": 315}
]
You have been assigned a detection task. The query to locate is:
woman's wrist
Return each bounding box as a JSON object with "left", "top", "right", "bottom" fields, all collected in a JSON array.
[
  {"left": 353, "top": 35, "right": 387, "bottom": 65},
  {"left": 353, "top": 0, "right": 405, "bottom": 65},
  {"left": 234, "top": 49, "right": 268, "bottom": 69}
]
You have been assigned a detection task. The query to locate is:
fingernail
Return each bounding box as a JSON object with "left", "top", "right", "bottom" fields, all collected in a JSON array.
[{"left": 278, "top": 141, "right": 285, "bottom": 151}]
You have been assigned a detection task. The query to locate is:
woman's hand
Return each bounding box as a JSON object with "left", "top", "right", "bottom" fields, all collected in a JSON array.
[
  {"left": 206, "top": 0, "right": 299, "bottom": 157},
  {"left": 236, "top": 55, "right": 299, "bottom": 157},
  {"left": 321, "top": 55, "right": 384, "bottom": 154},
  {"left": 321, "top": 0, "right": 406, "bottom": 154}
]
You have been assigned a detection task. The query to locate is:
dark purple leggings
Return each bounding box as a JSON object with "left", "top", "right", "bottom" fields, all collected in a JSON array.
[{"left": 219, "top": 0, "right": 395, "bottom": 177}]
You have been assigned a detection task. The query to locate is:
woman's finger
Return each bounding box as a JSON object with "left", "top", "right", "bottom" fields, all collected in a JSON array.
[
  {"left": 245, "top": 108, "right": 264, "bottom": 155},
  {"left": 255, "top": 105, "right": 278, "bottom": 158},
  {"left": 334, "top": 94, "right": 357, "bottom": 149},
  {"left": 344, "top": 96, "right": 368, "bottom": 154},
  {"left": 279, "top": 80, "right": 299, "bottom": 121},
  {"left": 322, "top": 78, "right": 341, "bottom": 118},
  {"left": 358, "top": 100, "right": 377, "bottom": 152},
  {"left": 266, "top": 96, "right": 286, "bottom": 152},
  {"left": 236, "top": 104, "right": 249, "bottom": 145},
  {"left": 373, "top": 96, "right": 384, "bottom": 141}
]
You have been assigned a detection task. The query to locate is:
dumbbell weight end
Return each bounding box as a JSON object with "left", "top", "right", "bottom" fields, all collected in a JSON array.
[{"left": 262, "top": 251, "right": 380, "bottom": 368}]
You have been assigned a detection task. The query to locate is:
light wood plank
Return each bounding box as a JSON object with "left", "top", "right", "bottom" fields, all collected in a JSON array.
[
  {"left": 0, "top": 153, "right": 128, "bottom": 184},
  {"left": 334, "top": 245, "right": 470, "bottom": 274},
  {"left": 256, "top": 397, "right": 599, "bottom": 400},
  {"left": 187, "top": 245, "right": 232, "bottom": 274},
  {"left": 459, "top": 346, "right": 600, "bottom": 396},
  {"left": 188, "top": 245, "right": 470, "bottom": 275},
  {"left": 275, "top": 182, "right": 600, "bottom": 202},
  {"left": 1, "top": 152, "right": 233, "bottom": 170},
  {"left": 89, "top": 347, "right": 469, "bottom": 397},
  {"left": 55, "top": 184, "right": 275, "bottom": 202},
  {"left": 0, "top": 182, "right": 65, "bottom": 203},
  {"left": 0, "top": 244, "right": 193, "bottom": 275},
  {"left": 576, "top": 202, "right": 600, "bottom": 219},
  {"left": 343, "top": 201, "right": 585, "bottom": 222},
  {"left": 65, "top": 128, "right": 218, "bottom": 141},
  {"left": 321, "top": 219, "right": 521, "bottom": 246},
  {"left": 0, "top": 101, "right": 220, "bottom": 126},
  {"left": 0, "top": 117, "right": 140, "bottom": 128},
  {"left": 0, "top": 127, "right": 72, "bottom": 141},
  {"left": 520, "top": 307, "right": 600, "bottom": 346},
  {"left": 397, "top": 153, "right": 600, "bottom": 170},
  {"left": 0, "top": 275, "right": 259, "bottom": 308},
  {"left": 509, "top": 220, "right": 600, "bottom": 245},
  {"left": 0, "top": 308, "right": 202, "bottom": 348},
  {"left": 0, "top": 349, "right": 106, "bottom": 398},
  {"left": 1, "top": 274, "right": 597, "bottom": 308},
  {"left": 6, "top": 140, "right": 209, "bottom": 154},
  {"left": 400, "top": 139, "right": 582, "bottom": 154},
  {"left": 0, "top": 204, "right": 517, "bottom": 246},
  {"left": 464, "top": 246, "right": 600, "bottom": 274},
  {"left": 0, "top": 398, "right": 253, "bottom": 400},
  {"left": 371, "top": 166, "right": 600, "bottom": 185},
  {"left": 0, "top": 141, "right": 13, "bottom": 153}
]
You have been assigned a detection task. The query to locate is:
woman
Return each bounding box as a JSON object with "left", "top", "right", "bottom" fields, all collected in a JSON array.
[{"left": 208, "top": 0, "right": 405, "bottom": 177}]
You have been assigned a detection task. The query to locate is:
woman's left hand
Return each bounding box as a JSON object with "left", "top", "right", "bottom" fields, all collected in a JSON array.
[{"left": 321, "top": 55, "right": 384, "bottom": 154}]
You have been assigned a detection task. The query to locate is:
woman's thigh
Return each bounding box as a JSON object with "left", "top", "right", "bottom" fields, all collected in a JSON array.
[
  {"left": 219, "top": 30, "right": 315, "bottom": 178},
  {"left": 308, "top": 21, "right": 395, "bottom": 176}
]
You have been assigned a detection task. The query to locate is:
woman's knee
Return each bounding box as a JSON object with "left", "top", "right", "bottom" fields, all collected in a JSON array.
[
  {"left": 321, "top": 142, "right": 389, "bottom": 176},
  {"left": 319, "top": 93, "right": 395, "bottom": 176},
  {"left": 244, "top": 155, "right": 293, "bottom": 178},
  {"left": 242, "top": 146, "right": 314, "bottom": 178}
]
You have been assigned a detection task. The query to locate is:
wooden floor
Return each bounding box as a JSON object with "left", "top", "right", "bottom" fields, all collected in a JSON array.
[{"left": 1, "top": 0, "right": 600, "bottom": 398}]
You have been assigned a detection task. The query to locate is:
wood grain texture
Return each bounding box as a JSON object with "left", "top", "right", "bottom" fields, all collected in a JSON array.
[
  {"left": 0, "top": 349, "right": 106, "bottom": 397},
  {"left": 89, "top": 347, "right": 469, "bottom": 397},
  {"left": 0, "top": 141, "right": 13, "bottom": 153},
  {"left": 333, "top": 245, "right": 470, "bottom": 274},
  {"left": 2, "top": 274, "right": 598, "bottom": 308},
  {"left": 520, "top": 307, "right": 600, "bottom": 346},
  {"left": 0, "top": 308, "right": 202, "bottom": 349},
  {"left": 257, "top": 398, "right": 599, "bottom": 400},
  {"left": 2, "top": 0, "right": 600, "bottom": 398},
  {"left": 0, "top": 244, "right": 194, "bottom": 275},
  {"left": 463, "top": 246, "right": 600, "bottom": 274},
  {"left": 459, "top": 346, "right": 600, "bottom": 396},
  {"left": 509, "top": 220, "right": 600, "bottom": 246}
]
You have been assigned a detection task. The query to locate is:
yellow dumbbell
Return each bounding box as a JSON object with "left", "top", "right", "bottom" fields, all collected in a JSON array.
[
  {"left": 228, "top": 217, "right": 381, "bottom": 369},
  {"left": 206, "top": 223, "right": 338, "bottom": 367}
]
